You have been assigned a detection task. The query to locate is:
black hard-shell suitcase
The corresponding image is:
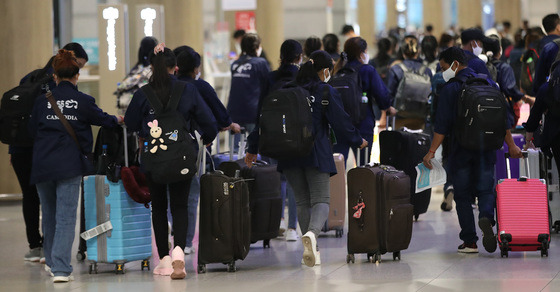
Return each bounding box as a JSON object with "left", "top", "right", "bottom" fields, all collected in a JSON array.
[
  {"left": 219, "top": 159, "right": 282, "bottom": 248},
  {"left": 379, "top": 120, "right": 431, "bottom": 220},
  {"left": 346, "top": 162, "right": 413, "bottom": 263},
  {"left": 197, "top": 171, "right": 251, "bottom": 273}
]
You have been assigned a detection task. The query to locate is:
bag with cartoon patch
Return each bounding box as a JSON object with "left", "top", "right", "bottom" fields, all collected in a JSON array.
[{"left": 140, "top": 82, "right": 197, "bottom": 184}]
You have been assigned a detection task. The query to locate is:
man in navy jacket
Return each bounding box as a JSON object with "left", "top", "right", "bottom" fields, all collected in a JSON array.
[
  {"left": 422, "top": 47, "right": 522, "bottom": 255},
  {"left": 533, "top": 14, "right": 560, "bottom": 94}
]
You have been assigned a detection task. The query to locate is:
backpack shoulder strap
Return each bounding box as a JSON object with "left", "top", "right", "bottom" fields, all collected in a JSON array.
[
  {"left": 142, "top": 84, "right": 164, "bottom": 114},
  {"left": 166, "top": 81, "right": 186, "bottom": 111},
  {"left": 397, "top": 62, "right": 409, "bottom": 73}
]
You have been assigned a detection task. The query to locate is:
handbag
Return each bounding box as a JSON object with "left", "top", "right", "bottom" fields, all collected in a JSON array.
[{"left": 46, "top": 91, "right": 94, "bottom": 175}]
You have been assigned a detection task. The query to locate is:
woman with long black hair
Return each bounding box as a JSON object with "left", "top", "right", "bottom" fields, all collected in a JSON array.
[
  {"left": 125, "top": 44, "right": 217, "bottom": 279},
  {"left": 246, "top": 50, "right": 366, "bottom": 267}
]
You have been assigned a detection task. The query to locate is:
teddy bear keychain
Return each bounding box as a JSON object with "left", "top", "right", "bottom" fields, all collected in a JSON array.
[{"left": 147, "top": 119, "right": 168, "bottom": 153}]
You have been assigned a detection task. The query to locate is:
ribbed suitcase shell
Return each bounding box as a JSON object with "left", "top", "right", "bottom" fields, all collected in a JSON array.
[
  {"left": 323, "top": 153, "right": 346, "bottom": 237},
  {"left": 496, "top": 178, "right": 549, "bottom": 252},
  {"left": 83, "top": 175, "right": 152, "bottom": 264}
]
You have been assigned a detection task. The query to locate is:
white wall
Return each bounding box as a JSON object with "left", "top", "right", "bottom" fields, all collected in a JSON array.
[{"left": 521, "top": 0, "right": 558, "bottom": 30}]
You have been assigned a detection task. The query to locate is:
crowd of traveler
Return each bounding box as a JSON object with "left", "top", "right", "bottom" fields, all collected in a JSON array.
[{"left": 9, "top": 13, "right": 560, "bottom": 282}]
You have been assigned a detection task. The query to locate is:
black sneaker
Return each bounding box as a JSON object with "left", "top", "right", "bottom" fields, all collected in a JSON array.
[
  {"left": 457, "top": 242, "right": 478, "bottom": 253},
  {"left": 441, "top": 188, "right": 454, "bottom": 211},
  {"left": 478, "top": 217, "right": 497, "bottom": 253}
]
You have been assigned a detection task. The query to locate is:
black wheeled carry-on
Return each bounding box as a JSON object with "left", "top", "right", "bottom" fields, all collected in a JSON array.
[
  {"left": 346, "top": 149, "right": 413, "bottom": 264},
  {"left": 379, "top": 117, "right": 431, "bottom": 220},
  {"left": 197, "top": 170, "right": 251, "bottom": 273},
  {"left": 218, "top": 132, "right": 282, "bottom": 248}
]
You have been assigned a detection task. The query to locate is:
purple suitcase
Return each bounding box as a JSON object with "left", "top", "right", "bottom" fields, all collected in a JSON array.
[{"left": 495, "top": 133, "right": 525, "bottom": 181}]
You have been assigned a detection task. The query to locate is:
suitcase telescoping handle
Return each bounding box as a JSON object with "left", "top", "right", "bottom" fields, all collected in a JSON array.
[
  {"left": 228, "top": 127, "right": 247, "bottom": 161},
  {"left": 122, "top": 125, "right": 129, "bottom": 168},
  {"left": 505, "top": 151, "right": 530, "bottom": 180},
  {"left": 386, "top": 116, "right": 396, "bottom": 132},
  {"left": 356, "top": 147, "right": 369, "bottom": 167}
]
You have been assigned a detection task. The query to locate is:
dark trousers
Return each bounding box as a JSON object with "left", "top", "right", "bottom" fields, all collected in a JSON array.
[
  {"left": 550, "top": 134, "right": 560, "bottom": 182},
  {"left": 148, "top": 176, "right": 191, "bottom": 259},
  {"left": 11, "top": 152, "right": 42, "bottom": 249}
]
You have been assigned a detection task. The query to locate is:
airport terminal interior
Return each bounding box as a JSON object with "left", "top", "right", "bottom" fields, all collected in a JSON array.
[{"left": 3, "top": 0, "right": 560, "bottom": 291}]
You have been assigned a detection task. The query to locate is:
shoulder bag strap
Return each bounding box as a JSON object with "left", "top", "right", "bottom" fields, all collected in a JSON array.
[
  {"left": 46, "top": 91, "right": 82, "bottom": 153},
  {"left": 142, "top": 84, "right": 164, "bottom": 114},
  {"left": 166, "top": 81, "right": 186, "bottom": 111}
]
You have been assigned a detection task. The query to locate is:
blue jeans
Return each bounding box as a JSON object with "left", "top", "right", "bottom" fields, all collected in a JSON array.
[
  {"left": 37, "top": 176, "right": 82, "bottom": 277},
  {"left": 281, "top": 179, "right": 298, "bottom": 229},
  {"left": 283, "top": 167, "right": 330, "bottom": 237},
  {"left": 186, "top": 176, "right": 200, "bottom": 248},
  {"left": 451, "top": 154, "right": 496, "bottom": 244}
]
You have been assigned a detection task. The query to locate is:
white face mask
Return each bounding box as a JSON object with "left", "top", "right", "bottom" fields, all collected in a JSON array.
[
  {"left": 442, "top": 61, "right": 457, "bottom": 82},
  {"left": 195, "top": 71, "right": 201, "bottom": 80},
  {"left": 323, "top": 69, "right": 331, "bottom": 83},
  {"left": 361, "top": 53, "right": 369, "bottom": 64},
  {"left": 256, "top": 47, "right": 263, "bottom": 57},
  {"left": 472, "top": 41, "right": 483, "bottom": 56}
]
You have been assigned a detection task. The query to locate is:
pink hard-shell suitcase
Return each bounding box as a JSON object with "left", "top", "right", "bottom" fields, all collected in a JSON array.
[{"left": 496, "top": 152, "right": 550, "bottom": 257}]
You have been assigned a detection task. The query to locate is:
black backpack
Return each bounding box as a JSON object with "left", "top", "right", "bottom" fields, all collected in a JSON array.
[
  {"left": 140, "top": 82, "right": 198, "bottom": 184},
  {"left": 0, "top": 66, "right": 53, "bottom": 146},
  {"left": 394, "top": 63, "right": 432, "bottom": 119},
  {"left": 545, "top": 61, "right": 560, "bottom": 116},
  {"left": 452, "top": 75, "right": 509, "bottom": 151},
  {"left": 519, "top": 48, "right": 539, "bottom": 94},
  {"left": 258, "top": 83, "right": 321, "bottom": 159},
  {"left": 329, "top": 65, "right": 367, "bottom": 125}
]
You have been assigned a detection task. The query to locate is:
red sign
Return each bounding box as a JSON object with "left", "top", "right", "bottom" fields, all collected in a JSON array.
[{"left": 235, "top": 11, "right": 256, "bottom": 31}]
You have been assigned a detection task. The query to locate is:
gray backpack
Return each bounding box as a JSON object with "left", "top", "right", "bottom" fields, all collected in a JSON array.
[{"left": 394, "top": 63, "right": 432, "bottom": 119}]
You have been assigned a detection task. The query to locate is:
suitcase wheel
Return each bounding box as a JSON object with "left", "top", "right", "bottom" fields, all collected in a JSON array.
[
  {"left": 393, "top": 251, "right": 401, "bottom": 261},
  {"left": 553, "top": 221, "right": 560, "bottom": 233},
  {"left": 414, "top": 214, "right": 419, "bottom": 222},
  {"left": 500, "top": 244, "right": 509, "bottom": 258},
  {"left": 198, "top": 264, "right": 207, "bottom": 274},
  {"left": 227, "top": 261, "right": 236, "bottom": 273},
  {"left": 335, "top": 229, "right": 343, "bottom": 238},
  {"left": 346, "top": 254, "right": 355, "bottom": 264},
  {"left": 367, "top": 253, "right": 380, "bottom": 263},
  {"left": 115, "top": 263, "right": 125, "bottom": 274},
  {"left": 89, "top": 263, "right": 98, "bottom": 274},
  {"left": 141, "top": 259, "right": 150, "bottom": 271},
  {"left": 263, "top": 239, "right": 271, "bottom": 248},
  {"left": 76, "top": 250, "right": 86, "bottom": 262}
]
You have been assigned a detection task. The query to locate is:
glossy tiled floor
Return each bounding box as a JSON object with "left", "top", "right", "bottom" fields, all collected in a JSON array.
[{"left": 2, "top": 187, "right": 560, "bottom": 292}]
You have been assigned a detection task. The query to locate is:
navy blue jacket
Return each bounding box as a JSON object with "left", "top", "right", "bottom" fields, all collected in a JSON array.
[
  {"left": 28, "top": 81, "right": 119, "bottom": 184},
  {"left": 386, "top": 59, "right": 433, "bottom": 99},
  {"left": 538, "top": 34, "right": 560, "bottom": 54},
  {"left": 493, "top": 59, "right": 524, "bottom": 102},
  {"left": 464, "top": 50, "right": 492, "bottom": 76},
  {"left": 178, "top": 76, "right": 232, "bottom": 129},
  {"left": 247, "top": 82, "right": 362, "bottom": 175},
  {"left": 124, "top": 76, "right": 218, "bottom": 145},
  {"left": 346, "top": 60, "right": 392, "bottom": 138},
  {"left": 533, "top": 39, "right": 560, "bottom": 94},
  {"left": 268, "top": 64, "right": 299, "bottom": 91},
  {"left": 508, "top": 46, "right": 525, "bottom": 84},
  {"left": 524, "top": 83, "right": 560, "bottom": 148},
  {"left": 434, "top": 67, "right": 504, "bottom": 169},
  {"left": 227, "top": 55, "right": 271, "bottom": 124}
]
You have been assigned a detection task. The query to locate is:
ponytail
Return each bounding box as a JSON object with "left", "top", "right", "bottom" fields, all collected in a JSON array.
[
  {"left": 149, "top": 45, "right": 176, "bottom": 106},
  {"left": 333, "top": 51, "right": 348, "bottom": 75}
]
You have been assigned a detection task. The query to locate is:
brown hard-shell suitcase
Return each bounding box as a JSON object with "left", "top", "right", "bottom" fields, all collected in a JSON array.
[{"left": 322, "top": 153, "right": 346, "bottom": 237}]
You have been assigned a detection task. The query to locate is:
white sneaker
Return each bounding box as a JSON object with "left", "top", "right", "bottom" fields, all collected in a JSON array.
[
  {"left": 301, "top": 231, "right": 318, "bottom": 267},
  {"left": 278, "top": 219, "right": 287, "bottom": 237},
  {"left": 183, "top": 246, "right": 195, "bottom": 255},
  {"left": 301, "top": 251, "right": 321, "bottom": 265},
  {"left": 153, "top": 255, "right": 173, "bottom": 276},
  {"left": 52, "top": 275, "right": 74, "bottom": 283},
  {"left": 45, "top": 265, "right": 54, "bottom": 277},
  {"left": 286, "top": 229, "right": 298, "bottom": 241}
]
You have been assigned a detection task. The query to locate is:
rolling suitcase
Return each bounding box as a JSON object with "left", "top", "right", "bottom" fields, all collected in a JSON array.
[
  {"left": 81, "top": 126, "right": 151, "bottom": 274},
  {"left": 544, "top": 155, "right": 560, "bottom": 232},
  {"left": 217, "top": 132, "right": 282, "bottom": 248},
  {"left": 379, "top": 118, "right": 431, "bottom": 220},
  {"left": 322, "top": 153, "right": 346, "bottom": 238},
  {"left": 197, "top": 171, "right": 251, "bottom": 273},
  {"left": 346, "top": 150, "right": 413, "bottom": 263},
  {"left": 496, "top": 152, "right": 550, "bottom": 258}
]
